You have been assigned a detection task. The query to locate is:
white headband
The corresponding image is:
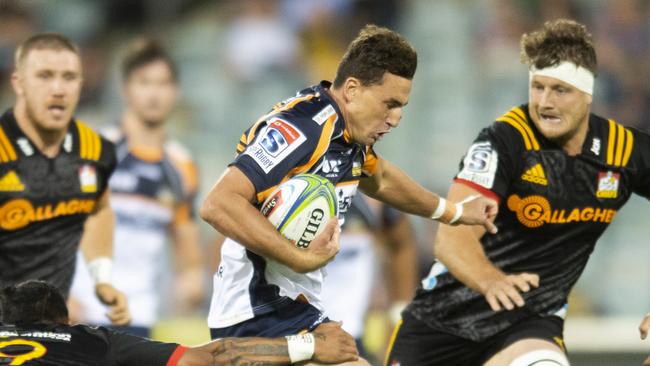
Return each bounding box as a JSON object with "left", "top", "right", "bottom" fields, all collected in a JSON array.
[{"left": 529, "top": 61, "right": 594, "bottom": 95}]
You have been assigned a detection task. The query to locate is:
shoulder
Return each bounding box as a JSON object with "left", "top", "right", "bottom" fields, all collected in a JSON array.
[
  {"left": 73, "top": 119, "right": 116, "bottom": 164},
  {"left": 489, "top": 105, "right": 539, "bottom": 153}
]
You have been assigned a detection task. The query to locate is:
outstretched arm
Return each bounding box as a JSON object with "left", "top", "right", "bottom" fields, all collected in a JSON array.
[
  {"left": 179, "top": 322, "right": 359, "bottom": 366},
  {"left": 434, "top": 182, "right": 538, "bottom": 311},
  {"left": 200, "top": 166, "right": 339, "bottom": 273},
  {"left": 359, "top": 157, "right": 498, "bottom": 233}
]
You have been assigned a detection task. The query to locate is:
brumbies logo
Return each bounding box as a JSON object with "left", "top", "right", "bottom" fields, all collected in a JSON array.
[{"left": 507, "top": 194, "right": 617, "bottom": 228}]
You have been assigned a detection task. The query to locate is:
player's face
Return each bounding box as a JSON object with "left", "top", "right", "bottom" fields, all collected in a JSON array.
[
  {"left": 12, "top": 49, "right": 82, "bottom": 133},
  {"left": 528, "top": 75, "right": 592, "bottom": 143},
  {"left": 345, "top": 72, "right": 411, "bottom": 146},
  {"left": 123, "top": 60, "right": 177, "bottom": 126}
]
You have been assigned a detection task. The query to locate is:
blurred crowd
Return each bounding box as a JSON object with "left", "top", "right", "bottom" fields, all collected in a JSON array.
[{"left": 0, "top": 0, "right": 648, "bottom": 346}]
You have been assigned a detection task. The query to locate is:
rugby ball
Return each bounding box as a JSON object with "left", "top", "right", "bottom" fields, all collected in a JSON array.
[{"left": 261, "top": 174, "right": 338, "bottom": 248}]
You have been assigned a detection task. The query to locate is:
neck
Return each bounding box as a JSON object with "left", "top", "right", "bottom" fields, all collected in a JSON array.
[
  {"left": 14, "top": 101, "right": 67, "bottom": 158},
  {"left": 121, "top": 110, "right": 166, "bottom": 148},
  {"left": 326, "top": 86, "right": 352, "bottom": 137}
]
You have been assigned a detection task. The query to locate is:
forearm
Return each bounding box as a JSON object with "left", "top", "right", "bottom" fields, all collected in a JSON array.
[
  {"left": 79, "top": 203, "right": 114, "bottom": 261},
  {"left": 173, "top": 221, "right": 202, "bottom": 273},
  {"left": 360, "top": 159, "right": 439, "bottom": 217},
  {"left": 386, "top": 218, "right": 417, "bottom": 301},
  {"left": 434, "top": 225, "right": 504, "bottom": 294},
  {"left": 196, "top": 337, "right": 290, "bottom": 366},
  {"left": 200, "top": 181, "right": 310, "bottom": 272}
]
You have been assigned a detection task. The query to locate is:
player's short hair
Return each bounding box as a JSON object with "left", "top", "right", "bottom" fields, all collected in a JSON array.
[
  {"left": 520, "top": 19, "right": 597, "bottom": 75},
  {"left": 15, "top": 32, "right": 79, "bottom": 69},
  {"left": 0, "top": 280, "right": 68, "bottom": 325},
  {"left": 122, "top": 38, "right": 178, "bottom": 82},
  {"left": 333, "top": 24, "right": 417, "bottom": 88}
]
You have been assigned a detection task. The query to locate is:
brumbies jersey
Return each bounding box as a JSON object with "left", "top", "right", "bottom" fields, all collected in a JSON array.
[
  {"left": 70, "top": 129, "right": 198, "bottom": 327},
  {"left": 0, "top": 323, "right": 184, "bottom": 366},
  {"left": 0, "top": 109, "right": 115, "bottom": 296},
  {"left": 408, "top": 104, "right": 650, "bottom": 341},
  {"left": 208, "top": 81, "right": 379, "bottom": 329}
]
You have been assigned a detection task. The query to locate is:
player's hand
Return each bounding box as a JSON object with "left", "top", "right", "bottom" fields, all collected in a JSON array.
[
  {"left": 481, "top": 273, "right": 539, "bottom": 311},
  {"left": 297, "top": 218, "right": 340, "bottom": 273},
  {"left": 95, "top": 283, "right": 131, "bottom": 326},
  {"left": 455, "top": 195, "right": 499, "bottom": 234},
  {"left": 311, "top": 322, "right": 359, "bottom": 364}
]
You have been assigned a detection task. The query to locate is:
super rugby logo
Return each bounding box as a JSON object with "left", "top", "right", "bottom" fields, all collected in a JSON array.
[
  {"left": 244, "top": 119, "right": 307, "bottom": 173},
  {"left": 507, "top": 194, "right": 617, "bottom": 228},
  {"left": 0, "top": 198, "right": 97, "bottom": 231}
]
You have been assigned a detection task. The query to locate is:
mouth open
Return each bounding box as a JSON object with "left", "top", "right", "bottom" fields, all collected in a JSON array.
[
  {"left": 539, "top": 112, "right": 561, "bottom": 124},
  {"left": 48, "top": 104, "right": 66, "bottom": 118}
]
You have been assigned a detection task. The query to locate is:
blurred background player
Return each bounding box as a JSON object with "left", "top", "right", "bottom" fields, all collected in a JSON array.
[
  {"left": 0, "top": 32, "right": 129, "bottom": 326},
  {"left": 0, "top": 280, "right": 360, "bottom": 366},
  {"left": 70, "top": 38, "right": 203, "bottom": 337},
  {"left": 321, "top": 193, "right": 417, "bottom": 363},
  {"left": 387, "top": 19, "right": 650, "bottom": 366}
]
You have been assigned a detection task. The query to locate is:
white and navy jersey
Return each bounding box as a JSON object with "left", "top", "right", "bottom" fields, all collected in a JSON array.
[
  {"left": 408, "top": 104, "right": 650, "bottom": 342},
  {"left": 321, "top": 194, "right": 401, "bottom": 338},
  {"left": 70, "top": 129, "right": 198, "bottom": 327},
  {"left": 208, "top": 81, "right": 379, "bottom": 329},
  {"left": 0, "top": 109, "right": 116, "bottom": 296}
]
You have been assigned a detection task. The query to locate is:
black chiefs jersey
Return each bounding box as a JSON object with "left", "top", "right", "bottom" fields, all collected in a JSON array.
[
  {"left": 0, "top": 323, "right": 182, "bottom": 366},
  {"left": 0, "top": 109, "right": 116, "bottom": 296},
  {"left": 407, "top": 104, "right": 650, "bottom": 341}
]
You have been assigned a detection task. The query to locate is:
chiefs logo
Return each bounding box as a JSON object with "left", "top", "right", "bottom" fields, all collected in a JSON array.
[
  {"left": 0, "top": 339, "right": 47, "bottom": 365},
  {"left": 507, "top": 194, "right": 617, "bottom": 228},
  {"left": 0, "top": 199, "right": 96, "bottom": 231}
]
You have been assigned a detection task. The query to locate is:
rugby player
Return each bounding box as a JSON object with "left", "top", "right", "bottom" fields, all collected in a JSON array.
[
  {"left": 386, "top": 19, "right": 650, "bottom": 366},
  {"left": 200, "top": 24, "right": 497, "bottom": 361},
  {"left": 0, "top": 33, "right": 129, "bottom": 325},
  {"left": 70, "top": 38, "right": 202, "bottom": 337},
  {"left": 0, "top": 280, "right": 359, "bottom": 366}
]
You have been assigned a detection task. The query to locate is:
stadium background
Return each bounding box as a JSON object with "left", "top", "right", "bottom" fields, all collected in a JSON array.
[{"left": 0, "top": 0, "right": 648, "bottom": 364}]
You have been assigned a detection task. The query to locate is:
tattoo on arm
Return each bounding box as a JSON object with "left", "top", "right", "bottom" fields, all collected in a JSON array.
[{"left": 212, "top": 338, "right": 291, "bottom": 366}]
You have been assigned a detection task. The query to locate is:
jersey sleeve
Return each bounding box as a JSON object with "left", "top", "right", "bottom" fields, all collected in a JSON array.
[
  {"left": 231, "top": 116, "right": 322, "bottom": 197},
  {"left": 98, "top": 136, "right": 117, "bottom": 196},
  {"left": 627, "top": 127, "right": 650, "bottom": 199},
  {"left": 454, "top": 122, "right": 523, "bottom": 202},
  {"left": 106, "top": 328, "right": 185, "bottom": 366},
  {"left": 166, "top": 141, "right": 200, "bottom": 225},
  {"left": 361, "top": 146, "right": 379, "bottom": 177}
]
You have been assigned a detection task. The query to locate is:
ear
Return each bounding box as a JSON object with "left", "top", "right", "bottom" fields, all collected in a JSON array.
[
  {"left": 10, "top": 72, "right": 23, "bottom": 97},
  {"left": 342, "top": 77, "right": 361, "bottom": 103}
]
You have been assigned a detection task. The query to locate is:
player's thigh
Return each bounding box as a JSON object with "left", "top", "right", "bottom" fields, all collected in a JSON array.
[
  {"left": 385, "top": 313, "right": 479, "bottom": 366},
  {"left": 483, "top": 339, "right": 569, "bottom": 366}
]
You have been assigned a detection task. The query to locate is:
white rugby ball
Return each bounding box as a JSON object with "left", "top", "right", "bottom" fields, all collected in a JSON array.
[{"left": 261, "top": 173, "right": 338, "bottom": 248}]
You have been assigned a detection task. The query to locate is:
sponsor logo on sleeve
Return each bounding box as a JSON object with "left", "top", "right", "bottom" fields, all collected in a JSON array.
[
  {"left": 457, "top": 142, "right": 498, "bottom": 189},
  {"left": 243, "top": 119, "right": 307, "bottom": 173},
  {"left": 312, "top": 104, "right": 336, "bottom": 125}
]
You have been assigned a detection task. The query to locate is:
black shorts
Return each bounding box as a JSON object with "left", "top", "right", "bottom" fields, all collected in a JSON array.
[{"left": 385, "top": 312, "right": 565, "bottom": 366}]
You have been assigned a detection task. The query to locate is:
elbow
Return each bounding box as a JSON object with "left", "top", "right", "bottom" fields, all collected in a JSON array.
[{"left": 200, "top": 197, "right": 224, "bottom": 228}]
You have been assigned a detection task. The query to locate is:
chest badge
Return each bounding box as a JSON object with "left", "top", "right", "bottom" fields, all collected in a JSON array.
[
  {"left": 521, "top": 163, "right": 548, "bottom": 186},
  {"left": 79, "top": 165, "right": 98, "bottom": 193},
  {"left": 596, "top": 171, "right": 619, "bottom": 199},
  {"left": 0, "top": 170, "right": 25, "bottom": 191}
]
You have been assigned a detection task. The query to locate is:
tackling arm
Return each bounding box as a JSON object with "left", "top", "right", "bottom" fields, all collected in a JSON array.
[{"left": 434, "top": 182, "right": 538, "bottom": 311}]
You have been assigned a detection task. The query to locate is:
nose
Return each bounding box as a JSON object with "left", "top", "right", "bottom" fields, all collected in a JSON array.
[
  {"left": 50, "top": 77, "right": 66, "bottom": 97},
  {"left": 386, "top": 108, "right": 402, "bottom": 128},
  {"left": 538, "top": 89, "right": 553, "bottom": 108}
]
